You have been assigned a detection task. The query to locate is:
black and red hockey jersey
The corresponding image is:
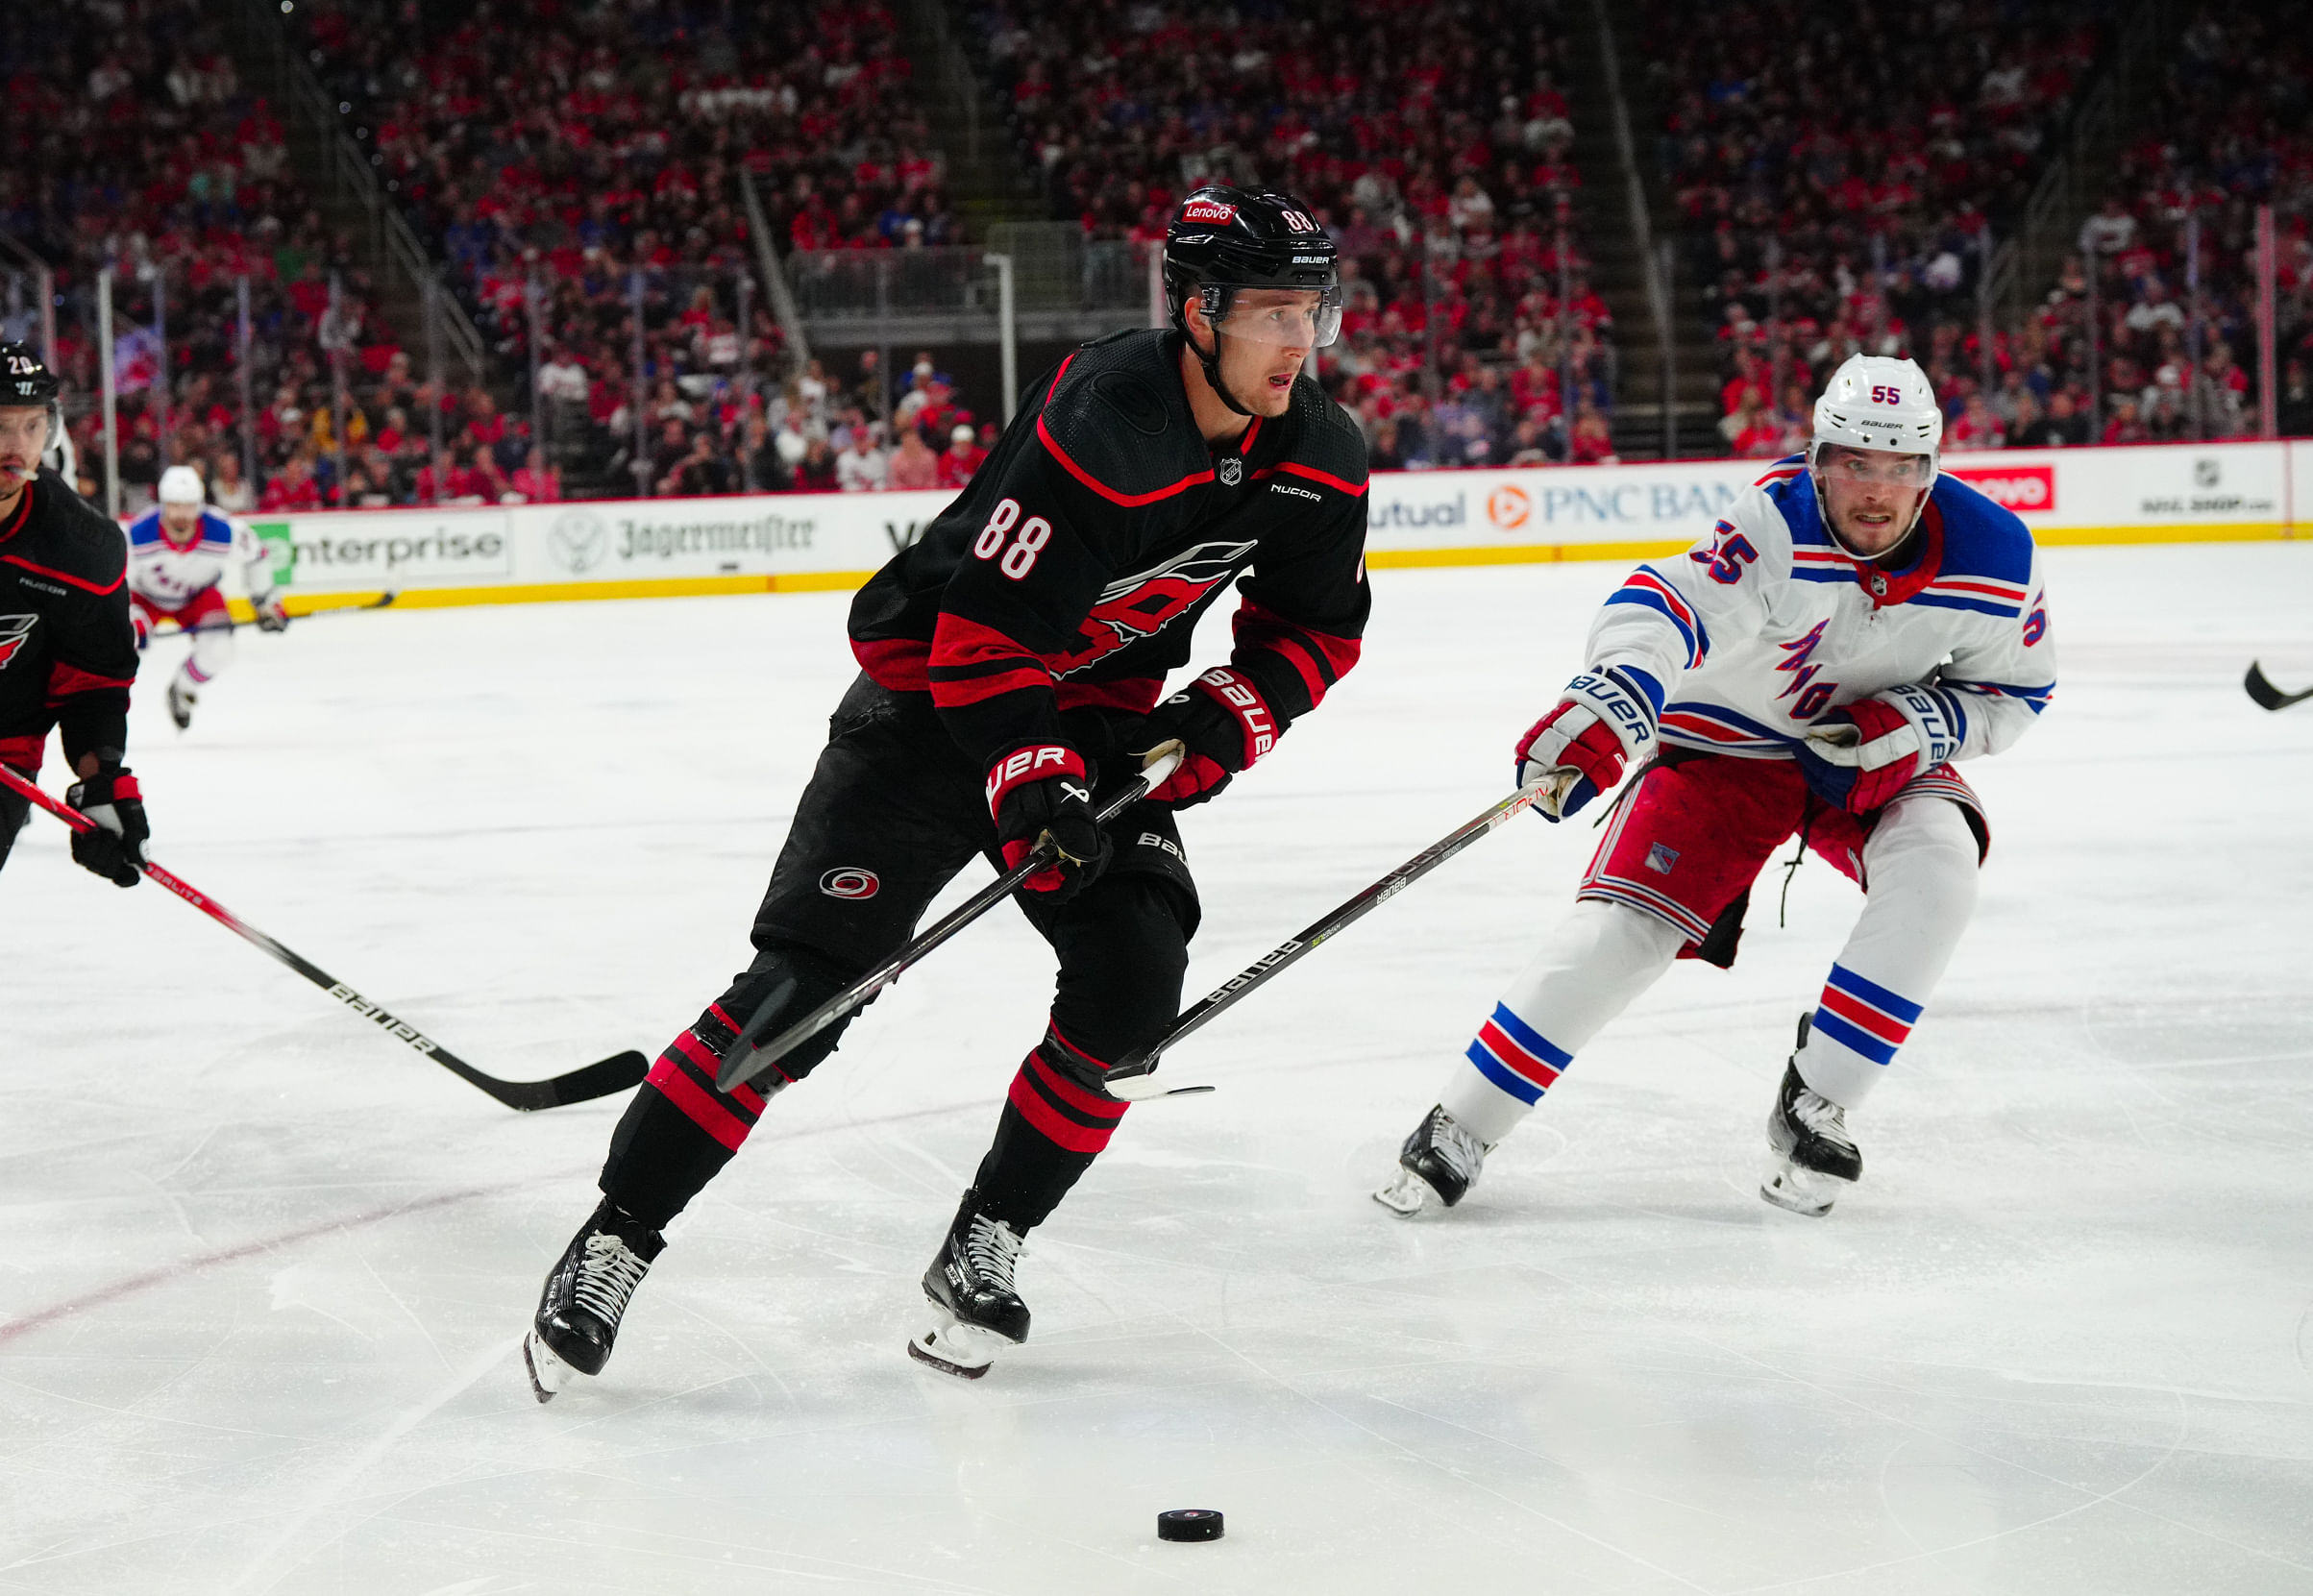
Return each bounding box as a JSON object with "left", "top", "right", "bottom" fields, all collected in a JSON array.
[
  {"left": 849, "top": 330, "right": 1370, "bottom": 770},
  {"left": 0, "top": 470, "right": 138, "bottom": 774}
]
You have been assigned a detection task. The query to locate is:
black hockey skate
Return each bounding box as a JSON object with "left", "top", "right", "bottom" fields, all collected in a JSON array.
[
  {"left": 1761, "top": 1014, "right": 1863, "bottom": 1217},
  {"left": 523, "top": 1197, "right": 666, "bottom": 1402},
  {"left": 907, "top": 1192, "right": 1029, "bottom": 1380},
  {"left": 1373, "top": 1104, "right": 1493, "bottom": 1216},
  {"left": 166, "top": 676, "right": 195, "bottom": 731}
]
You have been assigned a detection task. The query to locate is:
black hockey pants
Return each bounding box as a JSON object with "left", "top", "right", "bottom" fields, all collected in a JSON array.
[{"left": 602, "top": 675, "right": 1198, "bottom": 1232}]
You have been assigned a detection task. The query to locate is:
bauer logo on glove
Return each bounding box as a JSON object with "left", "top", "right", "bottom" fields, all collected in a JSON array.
[
  {"left": 1794, "top": 684, "right": 1965, "bottom": 814},
  {"left": 1513, "top": 666, "right": 1662, "bottom": 821}
]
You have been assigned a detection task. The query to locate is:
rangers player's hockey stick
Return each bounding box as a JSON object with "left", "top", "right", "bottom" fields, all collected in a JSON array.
[
  {"left": 717, "top": 745, "right": 1186, "bottom": 1093},
  {"left": 155, "top": 589, "right": 400, "bottom": 635},
  {"left": 2244, "top": 662, "right": 2313, "bottom": 712},
  {"left": 1100, "top": 770, "right": 1577, "bottom": 1102},
  {"left": 0, "top": 766, "right": 647, "bottom": 1111}
]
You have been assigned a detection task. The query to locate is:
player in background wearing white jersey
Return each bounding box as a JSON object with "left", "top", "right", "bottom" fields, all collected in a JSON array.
[
  {"left": 127, "top": 465, "right": 287, "bottom": 729},
  {"left": 1378, "top": 356, "right": 2056, "bottom": 1218}
]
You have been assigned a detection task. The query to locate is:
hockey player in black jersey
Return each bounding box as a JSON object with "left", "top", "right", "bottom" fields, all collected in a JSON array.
[
  {"left": 0, "top": 344, "right": 148, "bottom": 886},
  {"left": 526, "top": 185, "right": 1371, "bottom": 1395}
]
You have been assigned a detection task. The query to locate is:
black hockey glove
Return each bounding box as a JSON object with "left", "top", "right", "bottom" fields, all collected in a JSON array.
[
  {"left": 1128, "top": 666, "right": 1279, "bottom": 809},
  {"left": 985, "top": 744, "right": 1111, "bottom": 904},
  {"left": 65, "top": 766, "right": 150, "bottom": 888},
  {"left": 254, "top": 593, "right": 290, "bottom": 633}
]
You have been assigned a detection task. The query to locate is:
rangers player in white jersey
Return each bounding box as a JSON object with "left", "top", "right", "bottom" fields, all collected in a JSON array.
[
  {"left": 128, "top": 465, "right": 287, "bottom": 729},
  {"left": 1378, "top": 356, "right": 2055, "bottom": 1218}
]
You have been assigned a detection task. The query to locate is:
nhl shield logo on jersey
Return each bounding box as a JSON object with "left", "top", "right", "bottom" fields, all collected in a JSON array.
[
  {"left": 0, "top": 614, "right": 35, "bottom": 669},
  {"left": 1645, "top": 843, "right": 1679, "bottom": 875},
  {"left": 1218, "top": 456, "right": 1243, "bottom": 487}
]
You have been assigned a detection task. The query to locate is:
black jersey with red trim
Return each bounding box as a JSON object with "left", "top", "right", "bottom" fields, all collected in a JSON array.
[
  {"left": 848, "top": 329, "right": 1370, "bottom": 770},
  {"left": 0, "top": 470, "right": 138, "bottom": 773}
]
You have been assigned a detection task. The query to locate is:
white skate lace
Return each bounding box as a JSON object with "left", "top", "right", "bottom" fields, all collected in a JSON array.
[
  {"left": 1425, "top": 1110, "right": 1489, "bottom": 1182},
  {"left": 962, "top": 1215, "right": 1024, "bottom": 1295},
  {"left": 1791, "top": 1089, "right": 1856, "bottom": 1152},
  {"left": 573, "top": 1233, "right": 651, "bottom": 1324}
]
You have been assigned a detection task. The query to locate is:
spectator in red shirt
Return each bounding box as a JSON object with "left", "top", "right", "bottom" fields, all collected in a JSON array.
[
  {"left": 792, "top": 437, "right": 840, "bottom": 494},
  {"left": 258, "top": 454, "right": 324, "bottom": 511},
  {"left": 935, "top": 424, "right": 987, "bottom": 490},
  {"left": 507, "top": 447, "right": 561, "bottom": 503}
]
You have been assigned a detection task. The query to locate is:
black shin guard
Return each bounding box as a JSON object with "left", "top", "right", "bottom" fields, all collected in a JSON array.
[{"left": 600, "top": 943, "right": 858, "bottom": 1228}]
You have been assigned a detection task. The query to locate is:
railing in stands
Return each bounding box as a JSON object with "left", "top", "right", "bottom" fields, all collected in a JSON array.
[
  {"left": 740, "top": 171, "right": 812, "bottom": 374},
  {"left": 227, "top": 0, "right": 485, "bottom": 390}
]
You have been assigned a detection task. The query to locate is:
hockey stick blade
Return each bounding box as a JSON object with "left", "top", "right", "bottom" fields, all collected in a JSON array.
[
  {"left": 0, "top": 765, "right": 645, "bottom": 1112},
  {"left": 1099, "top": 772, "right": 1575, "bottom": 1100},
  {"left": 717, "top": 745, "right": 1186, "bottom": 1093},
  {"left": 2245, "top": 662, "right": 2313, "bottom": 712}
]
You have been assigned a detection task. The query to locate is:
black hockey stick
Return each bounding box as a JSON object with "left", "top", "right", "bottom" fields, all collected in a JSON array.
[
  {"left": 0, "top": 765, "right": 646, "bottom": 1111},
  {"left": 156, "top": 589, "right": 399, "bottom": 635},
  {"left": 716, "top": 746, "right": 1186, "bottom": 1093},
  {"left": 2244, "top": 662, "right": 2313, "bottom": 712},
  {"left": 1100, "top": 771, "right": 1576, "bottom": 1102}
]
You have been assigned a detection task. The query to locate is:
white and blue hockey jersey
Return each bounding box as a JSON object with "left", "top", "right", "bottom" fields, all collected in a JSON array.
[
  {"left": 1586, "top": 457, "right": 2055, "bottom": 762},
  {"left": 126, "top": 505, "right": 277, "bottom": 612}
]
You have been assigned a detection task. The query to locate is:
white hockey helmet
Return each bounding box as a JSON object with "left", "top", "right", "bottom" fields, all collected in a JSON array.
[
  {"left": 158, "top": 464, "right": 206, "bottom": 505},
  {"left": 1810, "top": 355, "right": 1941, "bottom": 471}
]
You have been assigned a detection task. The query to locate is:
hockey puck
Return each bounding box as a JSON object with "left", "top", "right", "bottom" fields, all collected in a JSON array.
[{"left": 1156, "top": 1509, "right": 1224, "bottom": 1543}]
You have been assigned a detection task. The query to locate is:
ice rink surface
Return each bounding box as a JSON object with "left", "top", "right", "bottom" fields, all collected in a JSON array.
[{"left": 4, "top": 542, "right": 2311, "bottom": 1594}]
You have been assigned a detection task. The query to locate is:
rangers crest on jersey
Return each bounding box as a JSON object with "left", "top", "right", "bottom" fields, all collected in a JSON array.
[
  {"left": 0, "top": 614, "right": 35, "bottom": 669},
  {"left": 1053, "top": 539, "right": 1257, "bottom": 677}
]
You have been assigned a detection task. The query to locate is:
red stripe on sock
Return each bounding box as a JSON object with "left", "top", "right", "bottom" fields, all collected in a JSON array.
[
  {"left": 671, "top": 1029, "right": 771, "bottom": 1107},
  {"left": 1478, "top": 1019, "right": 1561, "bottom": 1088},
  {"left": 645, "top": 1053, "right": 754, "bottom": 1152},
  {"left": 1027, "top": 1047, "right": 1127, "bottom": 1120},
  {"left": 1817, "top": 987, "right": 1911, "bottom": 1045},
  {"left": 1006, "top": 1071, "right": 1118, "bottom": 1154}
]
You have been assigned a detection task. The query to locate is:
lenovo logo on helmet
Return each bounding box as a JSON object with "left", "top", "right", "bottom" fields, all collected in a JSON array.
[{"left": 1181, "top": 200, "right": 1238, "bottom": 223}]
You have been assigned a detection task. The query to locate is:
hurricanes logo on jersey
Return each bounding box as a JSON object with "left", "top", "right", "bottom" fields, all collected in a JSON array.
[
  {"left": 0, "top": 614, "right": 35, "bottom": 670},
  {"left": 1053, "top": 540, "right": 1257, "bottom": 676}
]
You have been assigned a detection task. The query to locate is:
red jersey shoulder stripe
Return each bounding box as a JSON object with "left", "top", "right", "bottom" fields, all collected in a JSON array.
[
  {"left": 1277, "top": 459, "right": 1366, "bottom": 497},
  {"left": 3, "top": 552, "right": 125, "bottom": 596},
  {"left": 1037, "top": 415, "right": 1215, "bottom": 506}
]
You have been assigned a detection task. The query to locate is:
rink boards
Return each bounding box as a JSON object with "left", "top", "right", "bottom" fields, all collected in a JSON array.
[{"left": 227, "top": 437, "right": 2313, "bottom": 612}]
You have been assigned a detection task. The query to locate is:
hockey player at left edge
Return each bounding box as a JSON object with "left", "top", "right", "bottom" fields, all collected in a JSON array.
[
  {"left": 522, "top": 185, "right": 1368, "bottom": 1397},
  {"left": 0, "top": 343, "right": 148, "bottom": 888}
]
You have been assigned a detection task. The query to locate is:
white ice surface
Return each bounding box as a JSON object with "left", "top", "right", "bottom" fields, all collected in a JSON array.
[{"left": 3, "top": 544, "right": 2311, "bottom": 1595}]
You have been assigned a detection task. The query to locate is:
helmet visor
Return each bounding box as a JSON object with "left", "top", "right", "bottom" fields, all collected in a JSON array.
[
  {"left": 1815, "top": 443, "right": 1934, "bottom": 488},
  {"left": 1210, "top": 286, "right": 1343, "bottom": 349}
]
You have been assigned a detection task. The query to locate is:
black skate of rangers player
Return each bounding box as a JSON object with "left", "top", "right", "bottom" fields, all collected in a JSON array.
[
  {"left": 0, "top": 343, "right": 148, "bottom": 886},
  {"left": 525, "top": 186, "right": 1371, "bottom": 1395}
]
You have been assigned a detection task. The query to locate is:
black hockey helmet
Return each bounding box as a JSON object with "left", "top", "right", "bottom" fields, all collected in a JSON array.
[
  {"left": 1163, "top": 185, "right": 1341, "bottom": 414},
  {"left": 0, "top": 341, "right": 62, "bottom": 458}
]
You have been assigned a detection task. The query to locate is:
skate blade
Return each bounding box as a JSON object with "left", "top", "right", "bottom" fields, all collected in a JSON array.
[
  {"left": 907, "top": 1314, "right": 1009, "bottom": 1380},
  {"left": 522, "top": 1329, "right": 576, "bottom": 1402},
  {"left": 1371, "top": 1166, "right": 1438, "bottom": 1217},
  {"left": 1759, "top": 1157, "right": 1845, "bottom": 1217}
]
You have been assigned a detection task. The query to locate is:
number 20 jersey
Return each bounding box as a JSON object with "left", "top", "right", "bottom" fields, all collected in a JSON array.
[
  {"left": 846, "top": 329, "right": 1371, "bottom": 772},
  {"left": 1587, "top": 456, "right": 2056, "bottom": 764}
]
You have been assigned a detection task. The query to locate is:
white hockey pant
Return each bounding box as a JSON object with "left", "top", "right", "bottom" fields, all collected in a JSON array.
[
  {"left": 177, "top": 625, "right": 234, "bottom": 690},
  {"left": 1439, "top": 793, "right": 1981, "bottom": 1145}
]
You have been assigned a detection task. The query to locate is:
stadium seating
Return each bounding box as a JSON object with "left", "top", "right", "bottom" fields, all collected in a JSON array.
[
  {"left": 951, "top": 0, "right": 1612, "bottom": 465},
  {"left": 0, "top": 0, "right": 392, "bottom": 507}
]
